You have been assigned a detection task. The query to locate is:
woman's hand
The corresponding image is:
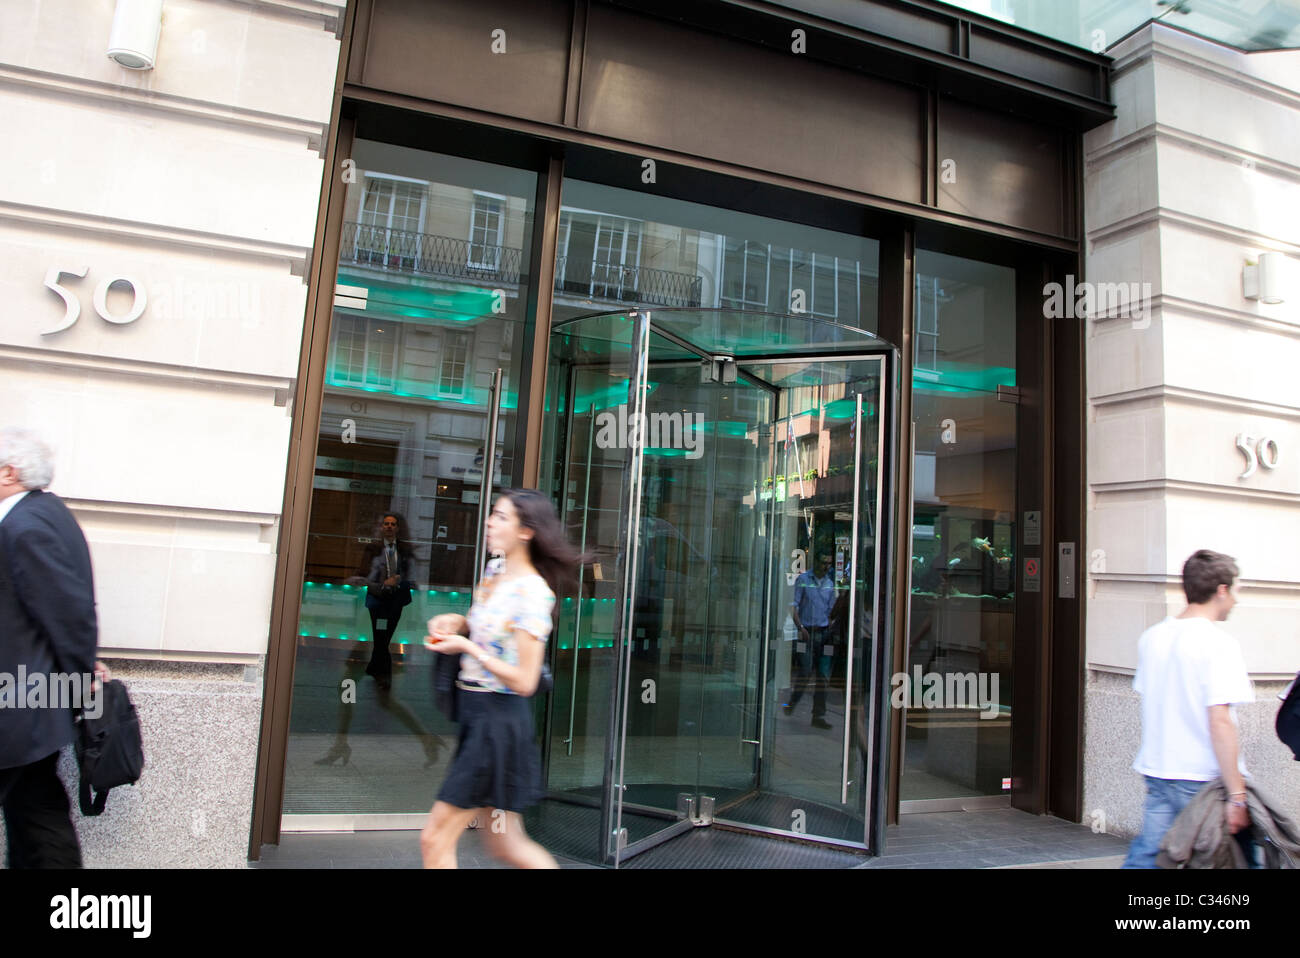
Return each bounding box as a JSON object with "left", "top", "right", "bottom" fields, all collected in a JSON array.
[
  {"left": 425, "top": 614, "right": 471, "bottom": 654},
  {"left": 425, "top": 634, "right": 473, "bottom": 655}
]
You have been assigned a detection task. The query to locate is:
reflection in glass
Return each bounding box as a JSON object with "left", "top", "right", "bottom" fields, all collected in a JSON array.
[
  {"left": 550, "top": 180, "right": 879, "bottom": 334},
  {"left": 283, "top": 144, "right": 537, "bottom": 817},
  {"left": 903, "top": 250, "right": 1016, "bottom": 802}
]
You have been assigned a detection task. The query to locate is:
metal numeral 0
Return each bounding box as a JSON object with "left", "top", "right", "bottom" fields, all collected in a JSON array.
[{"left": 93, "top": 276, "right": 147, "bottom": 325}]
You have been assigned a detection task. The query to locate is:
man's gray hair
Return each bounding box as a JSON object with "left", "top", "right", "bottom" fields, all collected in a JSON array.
[{"left": 0, "top": 427, "right": 55, "bottom": 490}]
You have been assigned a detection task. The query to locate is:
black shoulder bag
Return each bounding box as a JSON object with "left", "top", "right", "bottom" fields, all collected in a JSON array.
[
  {"left": 76, "top": 679, "right": 144, "bottom": 816},
  {"left": 1277, "top": 671, "right": 1300, "bottom": 761}
]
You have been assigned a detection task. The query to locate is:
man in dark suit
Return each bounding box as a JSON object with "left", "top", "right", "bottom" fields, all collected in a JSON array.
[{"left": 0, "top": 427, "right": 100, "bottom": 868}]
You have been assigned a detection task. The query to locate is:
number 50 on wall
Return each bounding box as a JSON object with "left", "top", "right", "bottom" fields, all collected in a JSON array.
[
  {"left": 1236, "top": 433, "right": 1280, "bottom": 480},
  {"left": 43, "top": 266, "right": 146, "bottom": 334}
]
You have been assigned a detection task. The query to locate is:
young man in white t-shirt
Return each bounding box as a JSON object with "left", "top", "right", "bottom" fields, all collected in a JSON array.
[{"left": 1122, "top": 549, "right": 1256, "bottom": 868}]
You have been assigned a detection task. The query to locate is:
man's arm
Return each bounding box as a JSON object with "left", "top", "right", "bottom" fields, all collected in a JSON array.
[
  {"left": 5, "top": 512, "right": 97, "bottom": 679},
  {"left": 1208, "top": 704, "right": 1249, "bottom": 834}
]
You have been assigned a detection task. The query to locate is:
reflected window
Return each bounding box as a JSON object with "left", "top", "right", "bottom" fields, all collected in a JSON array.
[
  {"left": 330, "top": 315, "right": 397, "bottom": 389},
  {"left": 468, "top": 192, "right": 505, "bottom": 271},
  {"left": 438, "top": 331, "right": 472, "bottom": 397},
  {"left": 356, "top": 175, "right": 426, "bottom": 271},
  {"left": 721, "top": 238, "right": 770, "bottom": 308}
]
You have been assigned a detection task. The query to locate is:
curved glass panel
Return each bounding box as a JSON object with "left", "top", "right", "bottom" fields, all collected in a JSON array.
[
  {"left": 552, "top": 308, "right": 892, "bottom": 357},
  {"left": 933, "top": 0, "right": 1300, "bottom": 53}
]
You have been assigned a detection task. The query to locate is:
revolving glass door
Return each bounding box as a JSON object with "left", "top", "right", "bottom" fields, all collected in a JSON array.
[{"left": 535, "top": 308, "right": 895, "bottom": 865}]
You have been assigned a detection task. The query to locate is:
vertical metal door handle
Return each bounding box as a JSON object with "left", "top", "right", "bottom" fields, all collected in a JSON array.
[{"left": 473, "top": 368, "right": 503, "bottom": 578}]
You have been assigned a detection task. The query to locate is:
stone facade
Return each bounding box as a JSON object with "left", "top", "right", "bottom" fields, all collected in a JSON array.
[
  {"left": 0, "top": 0, "right": 344, "bottom": 866},
  {"left": 1083, "top": 23, "right": 1300, "bottom": 838}
]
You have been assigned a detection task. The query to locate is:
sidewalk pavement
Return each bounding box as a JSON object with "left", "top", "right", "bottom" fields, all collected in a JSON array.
[{"left": 253, "top": 806, "right": 1131, "bottom": 869}]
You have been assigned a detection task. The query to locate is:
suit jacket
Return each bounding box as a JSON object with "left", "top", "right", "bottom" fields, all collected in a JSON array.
[
  {"left": 362, "top": 542, "right": 414, "bottom": 614},
  {"left": 0, "top": 489, "right": 99, "bottom": 769}
]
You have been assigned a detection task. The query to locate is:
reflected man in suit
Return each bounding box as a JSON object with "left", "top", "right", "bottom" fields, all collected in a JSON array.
[
  {"left": 0, "top": 428, "right": 100, "bottom": 868},
  {"left": 363, "top": 512, "right": 415, "bottom": 691}
]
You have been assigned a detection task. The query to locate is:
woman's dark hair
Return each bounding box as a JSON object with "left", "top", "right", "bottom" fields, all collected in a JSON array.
[{"left": 498, "top": 489, "right": 591, "bottom": 600}]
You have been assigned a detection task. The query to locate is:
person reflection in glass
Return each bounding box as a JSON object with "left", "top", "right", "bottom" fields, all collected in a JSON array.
[
  {"left": 785, "top": 552, "right": 837, "bottom": 729},
  {"left": 364, "top": 512, "right": 414, "bottom": 691},
  {"left": 315, "top": 511, "right": 442, "bottom": 768}
]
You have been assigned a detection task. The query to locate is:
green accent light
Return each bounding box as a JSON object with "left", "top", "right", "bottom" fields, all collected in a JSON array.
[{"left": 913, "top": 364, "right": 1016, "bottom": 394}]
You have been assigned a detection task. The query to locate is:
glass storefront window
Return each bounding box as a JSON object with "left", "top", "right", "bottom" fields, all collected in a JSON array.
[
  {"left": 282, "top": 143, "right": 538, "bottom": 818},
  {"left": 903, "top": 250, "right": 1016, "bottom": 803}
]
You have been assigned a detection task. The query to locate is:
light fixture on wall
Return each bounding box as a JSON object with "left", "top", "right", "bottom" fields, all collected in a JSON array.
[
  {"left": 1243, "top": 251, "right": 1285, "bottom": 305},
  {"left": 107, "top": 0, "right": 164, "bottom": 70}
]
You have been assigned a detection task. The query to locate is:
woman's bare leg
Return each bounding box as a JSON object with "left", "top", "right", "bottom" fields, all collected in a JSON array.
[
  {"left": 420, "top": 801, "right": 481, "bottom": 868},
  {"left": 481, "top": 810, "right": 558, "bottom": 869}
]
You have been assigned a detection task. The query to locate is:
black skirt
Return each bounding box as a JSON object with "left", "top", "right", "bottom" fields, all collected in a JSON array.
[{"left": 436, "top": 688, "right": 543, "bottom": 812}]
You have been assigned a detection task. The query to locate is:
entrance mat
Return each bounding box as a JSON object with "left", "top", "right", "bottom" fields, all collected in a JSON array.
[
  {"left": 718, "top": 791, "right": 865, "bottom": 843},
  {"left": 622, "top": 826, "right": 868, "bottom": 869},
  {"left": 524, "top": 799, "right": 667, "bottom": 864}
]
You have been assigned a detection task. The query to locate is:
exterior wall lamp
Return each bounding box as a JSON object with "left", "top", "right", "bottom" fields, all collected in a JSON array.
[
  {"left": 1243, "top": 251, "right": 1285, "bottom": 305},
  {"left": 107, "top": 0, "right": 164, "bottom": 70}
]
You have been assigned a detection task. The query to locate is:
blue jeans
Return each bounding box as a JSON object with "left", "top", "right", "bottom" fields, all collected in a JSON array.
[{"left": 1122, "top": 776, "right": 1259, "bottom": 868}]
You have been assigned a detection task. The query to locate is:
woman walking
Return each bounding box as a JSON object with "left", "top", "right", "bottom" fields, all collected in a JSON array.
[{"left": 421, "top": 489, "right": 582, "bottom": 868}]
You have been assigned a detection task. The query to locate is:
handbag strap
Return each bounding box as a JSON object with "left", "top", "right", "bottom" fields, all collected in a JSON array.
[{"left": 79, "top": 780, "right": 109, "bottom": 816}]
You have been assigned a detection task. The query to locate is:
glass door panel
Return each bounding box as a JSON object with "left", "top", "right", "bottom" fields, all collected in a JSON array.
[
  {"left": 530, "top": 311, "right": 642, "bottom": 863},
  {"left": 717, "top": 357, "right": 886, "bottom": 845}
]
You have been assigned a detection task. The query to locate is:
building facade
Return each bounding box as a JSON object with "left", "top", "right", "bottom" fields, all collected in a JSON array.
[
  {"left": 1082, "top": 22, "right": 1300, "bottom": 839},
  {"left": 1, "top": 0, "right": 1294, "bottom": 868},
  {"left": 0, "top": 0, "right": 345, "bottom": 867}
]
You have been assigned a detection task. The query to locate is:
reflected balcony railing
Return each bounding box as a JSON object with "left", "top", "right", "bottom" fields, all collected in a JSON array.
[
  {"left": 340, "top": 223, "right": 704, "bottom": 308},
  {"left": 554, "top": 255, "right": 703, "bottom": 308},
  {"left": 341, "top": 222, "right": 524, "bottom": 285}
]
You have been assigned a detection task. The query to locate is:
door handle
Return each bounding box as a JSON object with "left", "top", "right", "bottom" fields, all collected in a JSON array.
[{"left": 472, "top": 368, "right": 503, "bottom": 578}]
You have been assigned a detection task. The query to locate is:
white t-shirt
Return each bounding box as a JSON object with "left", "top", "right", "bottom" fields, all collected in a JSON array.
[{"left": 1132, "top": 616, "right": 1254, "bottom": 781}]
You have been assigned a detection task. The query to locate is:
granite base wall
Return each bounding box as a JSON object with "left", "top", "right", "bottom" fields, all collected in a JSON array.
[
  {"left": 0, "top": 659, "right": 264, "bottom": 869},
  {"left": 1084, "top": 669, "right": 1300, "bottom": 842}
]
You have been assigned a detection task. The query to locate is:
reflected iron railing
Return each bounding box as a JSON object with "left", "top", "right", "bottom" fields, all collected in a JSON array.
[
  {"left": 339, "top": 223, "right": 703, "bottom": 307},
  {"left": 554, "top": 256, "right": 704, "bottom": 308},
  {"left": 341, "top": 222, "right": 524, "bottom": 284}
]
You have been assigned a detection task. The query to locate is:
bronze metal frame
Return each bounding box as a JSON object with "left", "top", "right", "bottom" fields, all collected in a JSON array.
[{"left": 248, "top": 0, "right": 361, "bottom": 860}]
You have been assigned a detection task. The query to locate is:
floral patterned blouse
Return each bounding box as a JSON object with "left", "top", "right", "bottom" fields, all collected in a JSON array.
[{"left": 460, "top": 557, "right": 555, "bottom": 694}]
